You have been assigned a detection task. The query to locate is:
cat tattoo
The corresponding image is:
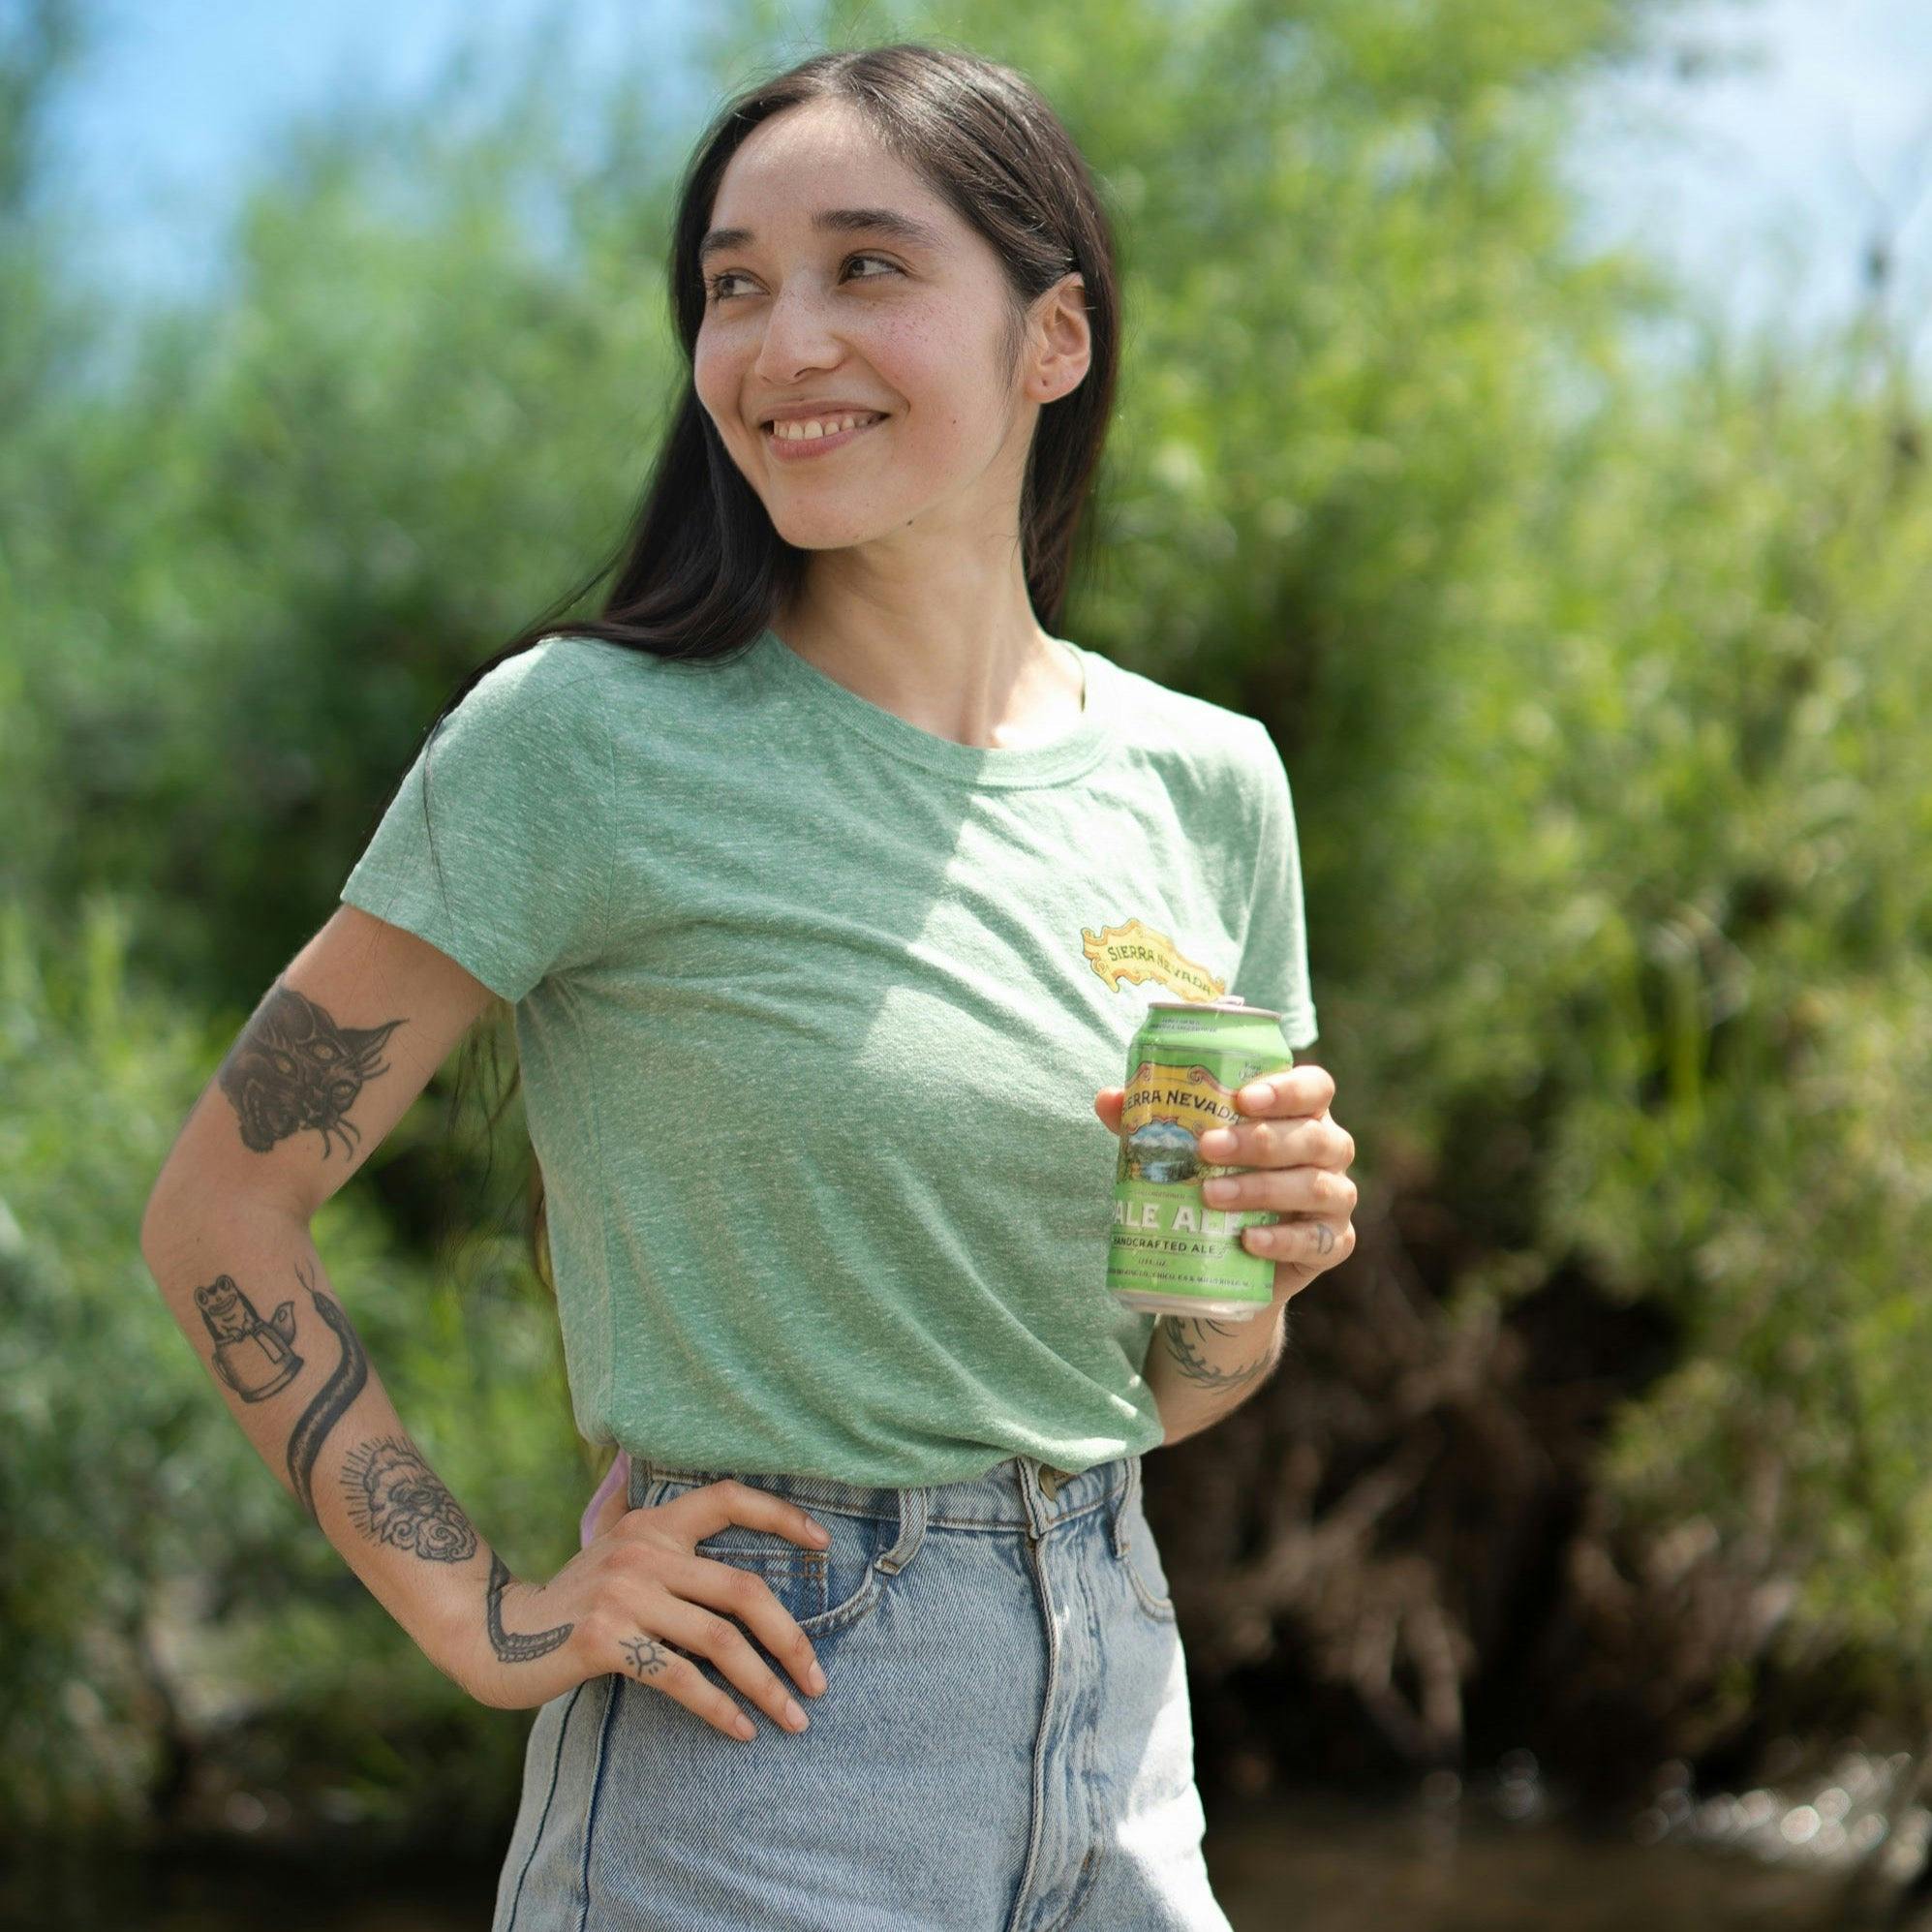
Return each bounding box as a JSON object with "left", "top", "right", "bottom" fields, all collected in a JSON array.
[{"left": 218, "top": 979, "right": 404, "bottom": 1157}]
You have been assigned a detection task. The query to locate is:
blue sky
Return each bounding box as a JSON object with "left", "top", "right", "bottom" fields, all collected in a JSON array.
[
  {"left": 1562, "top": 0, "right": 1932, "bottom": 372},
  {"left": 40, "top": 0, "right": 1932, "bottom": 378}
]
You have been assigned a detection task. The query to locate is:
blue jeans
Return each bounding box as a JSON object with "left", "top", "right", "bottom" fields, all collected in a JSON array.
[{"left": 492, "top": 1450, "right": 1235, "bottom": 1930}]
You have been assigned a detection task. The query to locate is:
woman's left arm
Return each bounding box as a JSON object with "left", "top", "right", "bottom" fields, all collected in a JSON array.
[{"left": 1098, "top": 1062, "right": 1358, "bottom": 1446}]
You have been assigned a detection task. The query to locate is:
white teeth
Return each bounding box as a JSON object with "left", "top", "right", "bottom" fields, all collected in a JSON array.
[{"left": 769, "top": 413, "right": 881, "bottom": 441}]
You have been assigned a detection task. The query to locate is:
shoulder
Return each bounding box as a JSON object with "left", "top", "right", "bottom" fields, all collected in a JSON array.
[
  {"left": 446, "top": 633, "right": 774, "bottom": 784},
  {"left": 1090, "top": 649, "right": 1279, "bottom": 816},
  {"left": 410, "top": 635, "right": 628, "bottom": 815},
  {"left": 1096, "top": 650, "right": 1271, "bottom": 759},
  {"left": 457, "top": 630, "right": 622, "bottom": 718},
  {"left": 426, "top": 633, "right": 630, "bottom": 769},
  {"left": 512, "top": 629, "right": 767, "bottom": 721}
]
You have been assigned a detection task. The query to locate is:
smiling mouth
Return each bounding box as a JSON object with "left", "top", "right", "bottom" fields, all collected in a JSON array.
[
  {"left": 764, "top": 412, "right": 886, "bottom": 437},
  {"left": 761, "top": 413, "right": 888, "bottom": 458}
]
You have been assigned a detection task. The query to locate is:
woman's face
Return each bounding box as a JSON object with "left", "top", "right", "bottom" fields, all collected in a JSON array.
[{"left": 692, "top": 97, "right": 1079, "bottom": 556}]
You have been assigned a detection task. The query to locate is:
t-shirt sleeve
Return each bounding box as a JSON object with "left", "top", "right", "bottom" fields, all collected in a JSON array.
[
  {"left": 338, "top": 635, "right": 615, "bottom": 1004},
  {"left": 1237, "top": 721, "right": 1319, "bottom": 1051}
]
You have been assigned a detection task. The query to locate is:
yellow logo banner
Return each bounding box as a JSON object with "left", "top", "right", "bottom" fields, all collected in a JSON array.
[
  {"left": 1119, "top": 1058, "right": 1241, "bottom": 1145},
  {"left": 1081, "top": 917, "right": 1227, "bottom": 1002}
]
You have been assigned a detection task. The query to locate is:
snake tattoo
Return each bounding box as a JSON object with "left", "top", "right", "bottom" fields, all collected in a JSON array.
[{"left": 285, "top": 1256, "right": 369, "bottom": 1523}]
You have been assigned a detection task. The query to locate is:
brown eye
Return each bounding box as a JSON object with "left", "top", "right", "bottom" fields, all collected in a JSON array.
[{"left": 703, "top": 252, "right": 900, "bottom": 305}]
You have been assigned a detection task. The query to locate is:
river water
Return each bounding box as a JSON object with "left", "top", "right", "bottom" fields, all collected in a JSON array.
[
  {"left": 1204, "top": 1785, "right": 1859, "bottom": 1929},
  {"left": 7, "top": 1779, "right": 1879, "bottom": 1930}
]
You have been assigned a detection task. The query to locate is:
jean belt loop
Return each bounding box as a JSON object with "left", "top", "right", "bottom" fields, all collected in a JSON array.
[
  {"left": 1017, "top": 1458, "right": 1050, "bottom": 1542},
  {"left": 1112, "top": 1452, "right": 1140, "bottom": 1558},
  {"left": 875, "top": 1480, "right": 928, "bottom": 1575}
]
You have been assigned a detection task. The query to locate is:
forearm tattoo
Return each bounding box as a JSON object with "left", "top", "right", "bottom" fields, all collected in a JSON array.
[
  {"left": 197, "top": 1273, "right": 305, "bottom": 1401},
  {"left": 340, "top": 1436, "right": 479, "bottom": 1562},
  {"left": 199, "top": 1258, "right": 469, "bottom": 1557},
  {"left": 283, "top": 1257, "right": 370, "bottom": 1522},
  {"left": 1155, "top": 1313, "right": 1279, "bottom": 1393},
  {"left": 217, "top": 979, "right": 404, "bottom": 1157},
  {"left": 485, "top": 1550, "right": 575, "bottom": 1663}
]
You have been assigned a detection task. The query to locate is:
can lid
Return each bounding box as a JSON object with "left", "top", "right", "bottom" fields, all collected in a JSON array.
[{"left": 1145, "top": 996, "right": 1284, "bottom": 1018}]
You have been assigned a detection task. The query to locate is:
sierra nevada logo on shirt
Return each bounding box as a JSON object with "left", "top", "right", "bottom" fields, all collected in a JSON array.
[{"left": 1081, "top": 917, "right": 1228, "bottom": 1002}]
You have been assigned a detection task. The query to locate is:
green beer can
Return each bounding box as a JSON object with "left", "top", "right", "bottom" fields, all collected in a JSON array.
[{"left": 1108, "top": 997, "right": 1296, "bottom": 1320}]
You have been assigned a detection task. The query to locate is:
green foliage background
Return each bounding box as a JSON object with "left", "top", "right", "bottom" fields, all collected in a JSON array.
[{"left": 6, "top": 0, "right": 1928, "bottom": 1848}]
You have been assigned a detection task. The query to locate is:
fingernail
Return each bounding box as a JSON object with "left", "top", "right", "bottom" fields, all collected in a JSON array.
[
  {"left": 785, "top": 1698, "right": 809, "bottom": 1730},
  {"left": 809, "top": 1661, "right": 828, "bottom": 1694},
  {"left": 1240, "top": 1081, "right": 1273, "bottom": 1107}
]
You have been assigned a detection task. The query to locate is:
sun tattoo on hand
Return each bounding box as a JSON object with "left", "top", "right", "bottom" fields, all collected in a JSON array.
[{"left": 621, "top": 1633, "right": 678, "bottom": 1681}]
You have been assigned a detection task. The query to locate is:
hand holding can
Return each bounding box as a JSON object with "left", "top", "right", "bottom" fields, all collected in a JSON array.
[
  {"left": 1101, "top": 998, "right": 1295, "bottom": 1320},
  {"left": 1095, "top": 1041, "right": 1360, "bottom": 1317}
]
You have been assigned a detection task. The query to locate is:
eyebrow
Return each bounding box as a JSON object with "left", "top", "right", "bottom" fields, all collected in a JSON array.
[{"left": 697, "top": 205, "right": 947, "bottom": 265}]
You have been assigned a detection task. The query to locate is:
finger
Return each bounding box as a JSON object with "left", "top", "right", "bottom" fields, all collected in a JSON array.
[
  {"left": 669, "top": 1478, "right": 833, "bottom": 1558},
  {"left": 1204, "top": 1165, "right": 1356, "bottom": 1216},
  {"left": 662, "top": 1545, "right": 826, "bottom": 1703},
  {"left": 659, "top": 1481, "right": 829, "bottom": 1696},
  {"left": 1199, "top": 1113, "right": 1329, "bottom": 1167},
  {"left": 607, "top": 1612, "right": 766, "bottom": 1743},
  {"left": 1242, "top": 1215, "right": 1354, "bottom": 1263},
  {"left": 1235, "top": 1064, "right": 1332, "bottom": 1119},
  {"left": 654, "top": 1576, "right": 815, "bottom": 1735}
]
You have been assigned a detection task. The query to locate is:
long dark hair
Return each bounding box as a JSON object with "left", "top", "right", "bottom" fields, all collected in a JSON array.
[{"left": 413, "top": 39, "right": 1122, "bottom": 1328}]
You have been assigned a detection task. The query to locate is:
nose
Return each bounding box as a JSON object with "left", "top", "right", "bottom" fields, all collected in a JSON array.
[{"left": 751, "top": 280, "right": 846, "bottom": 382}]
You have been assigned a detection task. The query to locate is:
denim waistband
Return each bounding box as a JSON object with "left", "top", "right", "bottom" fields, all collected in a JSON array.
[{"left": 628, "top": 1449, "right": 1144, "bottom": 1551}]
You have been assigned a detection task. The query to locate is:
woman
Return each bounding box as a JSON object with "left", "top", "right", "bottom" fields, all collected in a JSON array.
[{"left": 339, "top": 39, "right": 1357, "bottom": 1932}]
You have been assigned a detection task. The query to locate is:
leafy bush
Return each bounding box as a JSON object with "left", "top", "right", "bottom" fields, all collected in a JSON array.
[{"left": 0, "top": 898, "right": 590, "bottom": 1837}]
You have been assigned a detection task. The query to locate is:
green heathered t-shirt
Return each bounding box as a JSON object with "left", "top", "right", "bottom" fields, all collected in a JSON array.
[{"left": 339, "top": 627, "right": 1317, "bottom": 1487}]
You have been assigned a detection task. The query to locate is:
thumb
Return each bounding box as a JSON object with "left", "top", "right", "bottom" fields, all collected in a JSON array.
[
  {"left": 581, "top": 1452, "right": 633, "bottom": 1549},
  {"left": 590, "top": 1480, "right": 631, "bottom": 1543},
  {"left": 1093, "top": 1086, "right": 1126, "bottom": 1133}
]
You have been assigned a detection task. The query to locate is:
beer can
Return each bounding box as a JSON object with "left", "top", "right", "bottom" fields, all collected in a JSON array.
[{"left": 1108, "top": 997, "right": 1296, "bottom": 1320}]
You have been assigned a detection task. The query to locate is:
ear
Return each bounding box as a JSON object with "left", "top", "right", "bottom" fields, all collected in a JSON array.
[{"left": 1028, "top": 272, "right": 1091, "bottom": 407}]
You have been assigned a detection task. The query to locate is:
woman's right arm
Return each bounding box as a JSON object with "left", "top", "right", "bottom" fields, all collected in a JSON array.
[{"left": 138, "top": 905, "right": 830, "bottom": 1737}]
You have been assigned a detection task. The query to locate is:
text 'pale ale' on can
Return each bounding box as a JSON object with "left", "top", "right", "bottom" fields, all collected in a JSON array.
[{"left": 1107, "top": 997, "right": 1296, "bottom": 1321}]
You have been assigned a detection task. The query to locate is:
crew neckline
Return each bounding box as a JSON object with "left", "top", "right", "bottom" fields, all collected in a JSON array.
[{"left": 752, "top": 626, "right": 1117, "bottom": 787}]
